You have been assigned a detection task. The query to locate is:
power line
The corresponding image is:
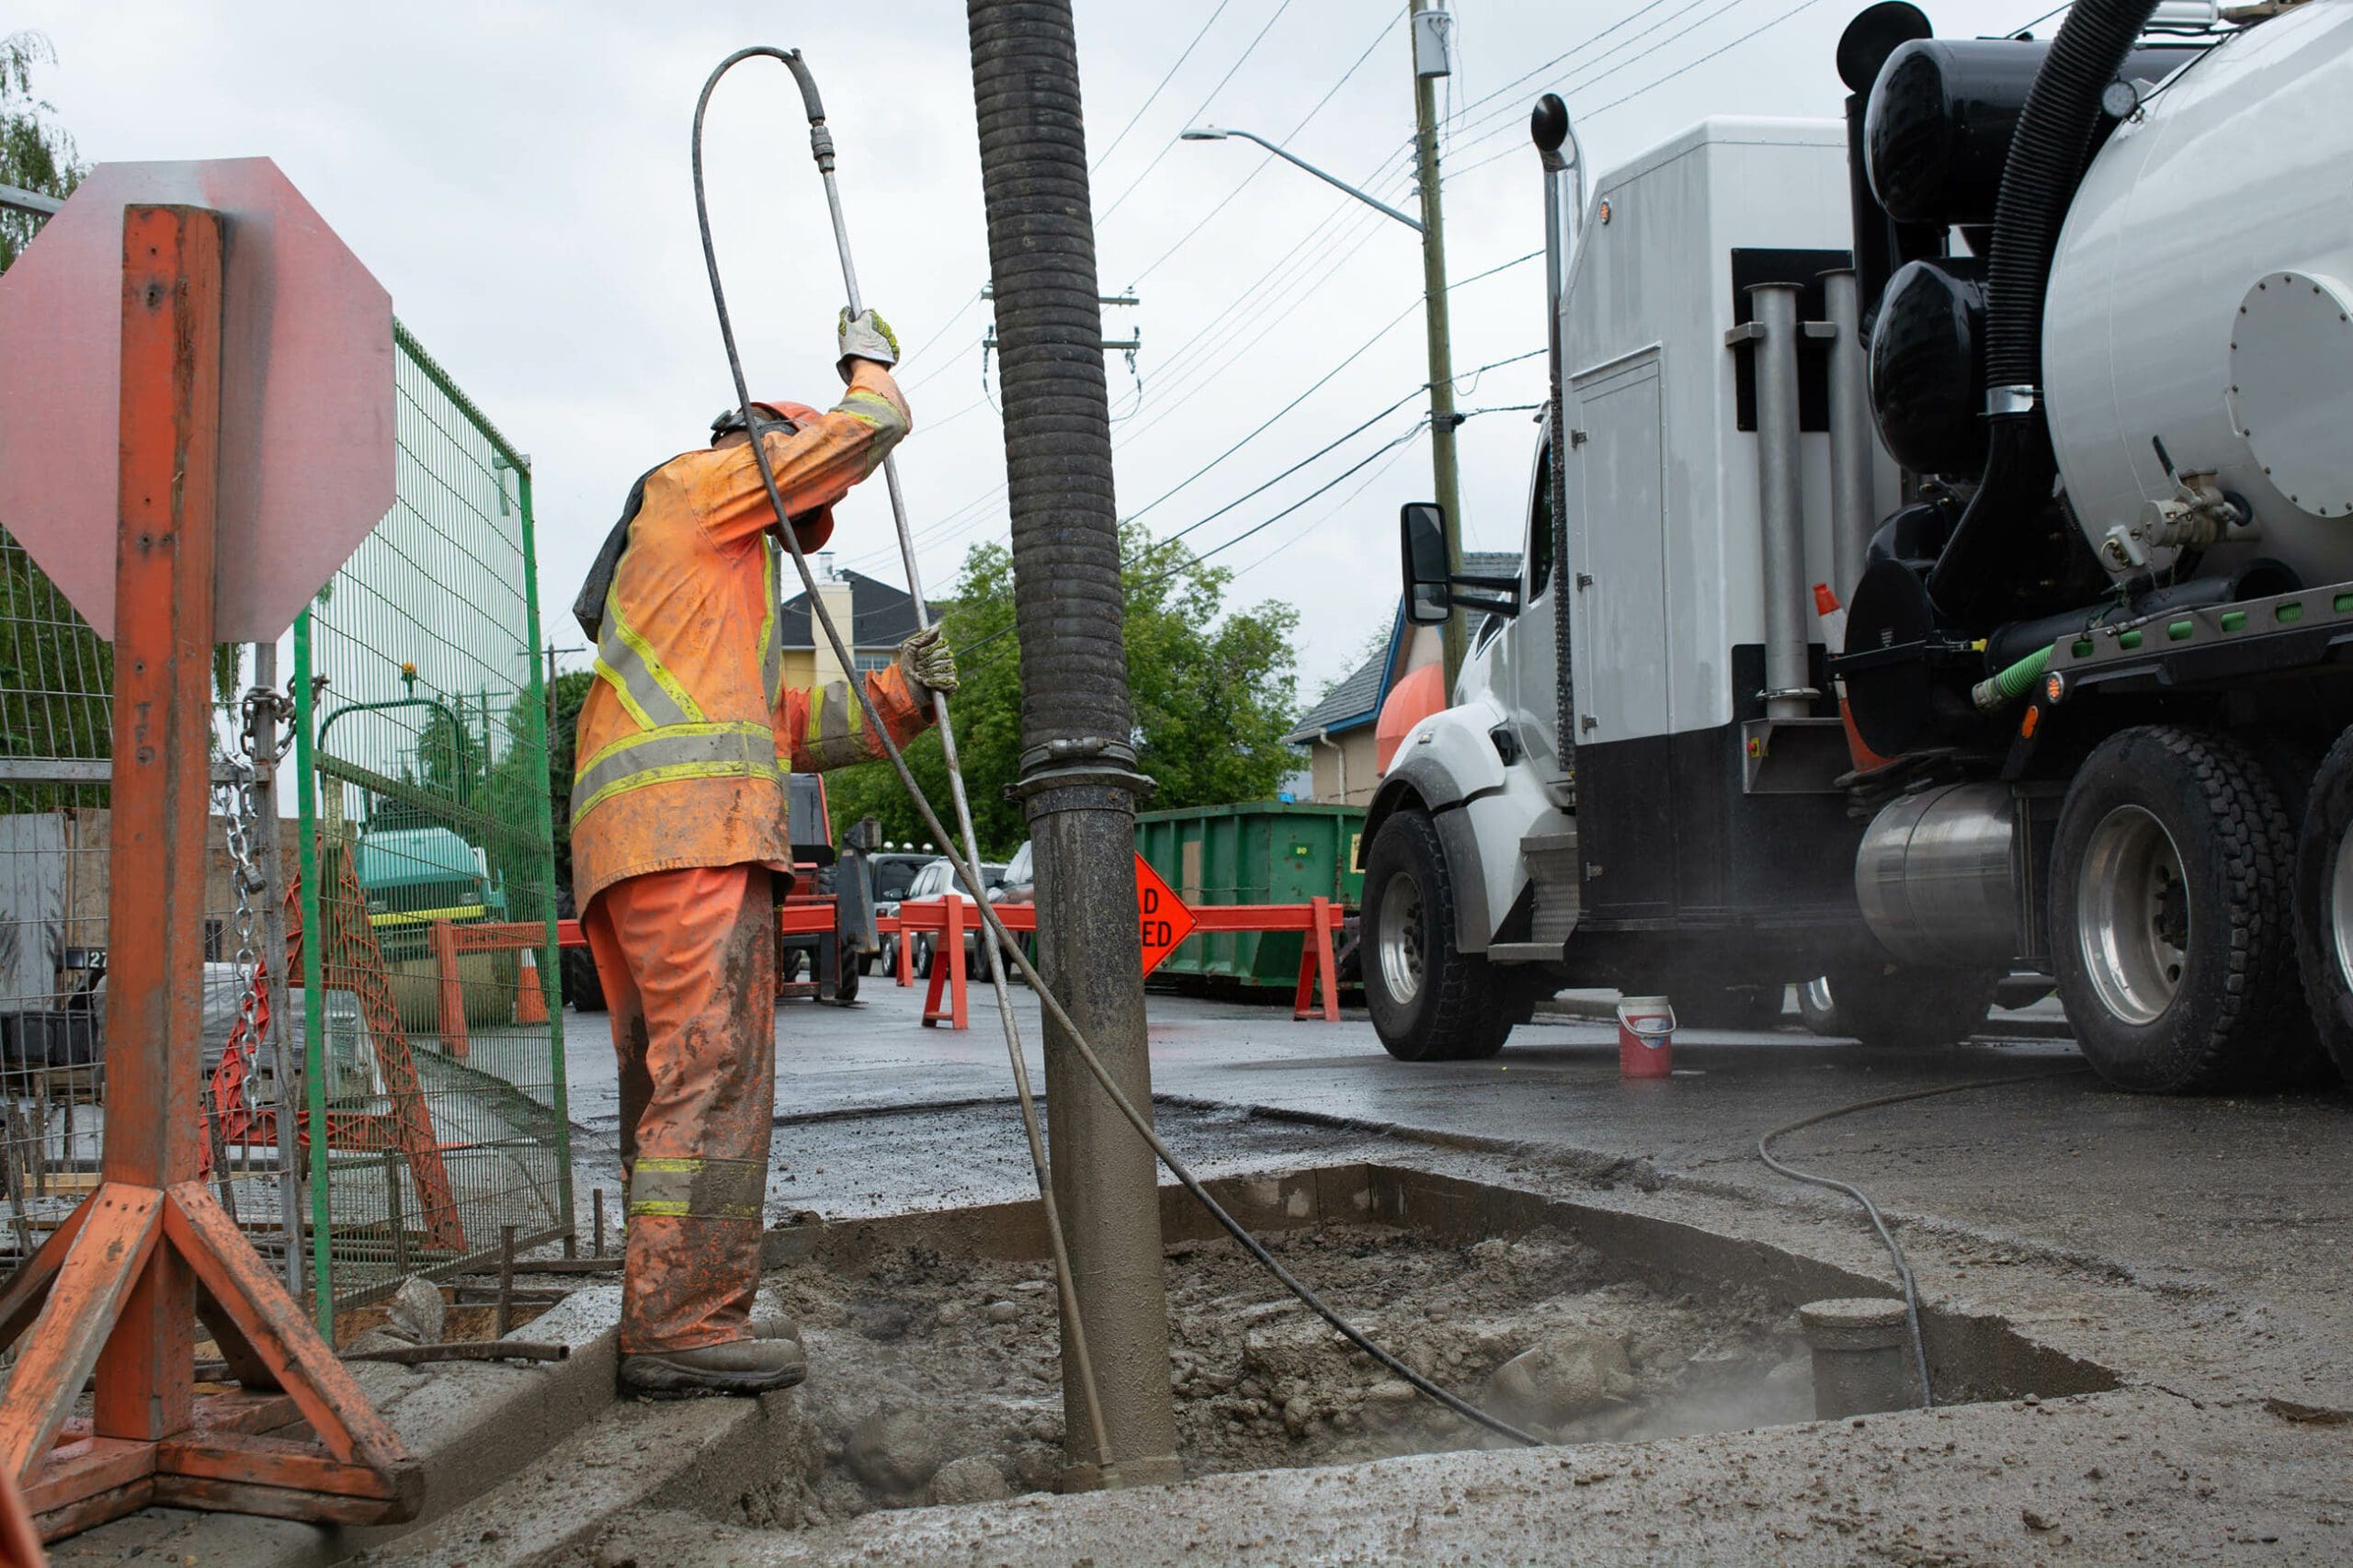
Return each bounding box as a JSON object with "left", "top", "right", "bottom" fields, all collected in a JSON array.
[
  {"left": 1445, "top": 0, "right": 1677, "bottom": 125},
  {"left": 1091, "top": 1, "right": 1236, "bottom": 174},
  {"left": 1584, "top": 0, "right": 1833, "bottom": 117},
  {"left": 1439, "top": 0, "right": 1736, "bottom": 166},
  {"left": 1445, "top": 0, "right": 1837, "bottom": 183},
  {"left": 1097, "top": 0, "right": 1299, "bottom": 224},
  {"left": 1229, "top": 427, "right": 1427, "bottom": 580},
  {"left": 1131, "top": 3, "right": 1405, "bottom": 285},
  {"left": 952, "top": 421, "right": 1429, "bottom": 676}
]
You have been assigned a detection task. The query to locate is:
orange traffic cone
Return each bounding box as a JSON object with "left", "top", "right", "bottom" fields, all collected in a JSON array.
[
  {"left": 1815, "top": 584, "right": 1897, "bottom": 773},
  {"left": 515, "top": 947, "right": 550, "bottom": 1025}
]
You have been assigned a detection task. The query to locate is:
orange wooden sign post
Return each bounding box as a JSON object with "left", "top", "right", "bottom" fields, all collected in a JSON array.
[{"left": 0, "top": 207, "right": 419, "bottom": 1540}]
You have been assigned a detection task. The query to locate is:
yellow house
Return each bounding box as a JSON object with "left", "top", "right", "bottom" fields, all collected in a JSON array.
[{"left": 775, "top": 553, "right": 938, "bottom": 693}]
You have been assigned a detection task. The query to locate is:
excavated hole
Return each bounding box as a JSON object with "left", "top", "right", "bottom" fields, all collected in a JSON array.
[{"left": 725, "top": 1162, "right": 2118, "bottom": 1528}]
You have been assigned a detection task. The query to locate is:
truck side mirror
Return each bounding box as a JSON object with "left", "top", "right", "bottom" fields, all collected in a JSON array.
[
  {"left": 1400, "top": 501, "right": 1526, "bottom": 625},
  {"left": 1401, "top": 502, "right": 1453, "bottom": 625}
]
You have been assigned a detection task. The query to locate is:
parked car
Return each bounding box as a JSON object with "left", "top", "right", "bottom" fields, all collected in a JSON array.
[
  {"left": 989, "top": 840, "right": 1034, "bottom": 906},
  {"left": 903, "top": 856, "right": 1005, "bottom": 979},
  {"left": 985, "top": 840, "right": 1037, "bottom": 976},
  {"left": 864, "top": 850, "right": 939, "bottom": 975}
]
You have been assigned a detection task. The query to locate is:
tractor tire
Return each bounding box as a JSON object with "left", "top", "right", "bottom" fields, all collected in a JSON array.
[
  {"left": 2291, "top": 727, "right": 2353, "bottom": 1085},
  {"left": 2051, "top": 725, "right": 2303, "bottom": 1093},
  {"left": 1816, "top": 962, "right": 1999, "bottom": 1049},
  {"left": 1361, "top": 809, "right": 1509, "bottom": 1062}
]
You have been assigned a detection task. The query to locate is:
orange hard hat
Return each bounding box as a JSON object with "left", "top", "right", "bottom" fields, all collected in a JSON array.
[{"left": 710, "top": 399, "right": 834, "bottom": 551}]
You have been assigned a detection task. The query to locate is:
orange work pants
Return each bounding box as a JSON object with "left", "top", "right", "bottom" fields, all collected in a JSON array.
[{"left": 584, "top": 863, "right": 776, "bottom": 1354}]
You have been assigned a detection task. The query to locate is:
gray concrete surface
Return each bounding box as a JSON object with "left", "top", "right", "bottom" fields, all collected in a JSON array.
[
  {"left": 61, "top": 973, "right": 2343, "bottom": 1564},
  {"left": 588, "top": 1388, "right": 2348, "bottom": 1566},
  {"left": 511, "top": 977, "right": 2348, "bottom": 1565},
  {"left": 567, "top": 978, "right": 2351, "bottom": 1346}
]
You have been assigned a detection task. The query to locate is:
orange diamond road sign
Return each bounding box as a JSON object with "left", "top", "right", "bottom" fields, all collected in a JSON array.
[
  {"left": 0, "top": 158, "right": 394, "bottom": 640},
  {"left": 1134, "top": 852, "right": 1197, "bottom": 978}
]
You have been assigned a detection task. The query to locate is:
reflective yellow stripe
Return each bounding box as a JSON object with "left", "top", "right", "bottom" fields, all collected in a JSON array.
[
  {"left": 369, "top": 903, "right": 490, "bottom": 928},
  {"left": 758, "top": 540, "right": 783, "bottom": 707},
  {"left": 804, "top": 679, "right": 870, "bottom": 769},
  {"left": 628, "top": 1155, "right": 764, "bottom": 1221},
  {"left": 570, "top": 721, "right": 780, "bottom": 821},
  {"left": 594, "top": 589, "right": 702, "bottom": 729},
  {"left": 837, "top": 388, "right": 909, "bottom": 475}
]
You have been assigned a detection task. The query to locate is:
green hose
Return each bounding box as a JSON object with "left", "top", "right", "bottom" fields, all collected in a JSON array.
[{"left": 1972, "top": 643, "right": 2052, "bottom": 713}]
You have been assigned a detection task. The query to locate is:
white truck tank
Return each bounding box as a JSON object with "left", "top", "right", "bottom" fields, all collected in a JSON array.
[{"left": 2043, "top": 2, "right": 2353, "bottom": 583}]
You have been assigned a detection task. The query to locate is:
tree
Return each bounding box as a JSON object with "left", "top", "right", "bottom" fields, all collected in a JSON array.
[
  {"left": 825, "top": 523, "right": 1301, "bottom": 855},
  {"left": 1, "top": 31, "right": 82, "bottom": 270},
  {"left": 0, "top": 36, "right": 103, "bottom": 810}
]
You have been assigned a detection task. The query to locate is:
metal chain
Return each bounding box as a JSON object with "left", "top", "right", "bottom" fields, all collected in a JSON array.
[{"left": 213, "top": 686, "right": 293, "bottom": 1101}]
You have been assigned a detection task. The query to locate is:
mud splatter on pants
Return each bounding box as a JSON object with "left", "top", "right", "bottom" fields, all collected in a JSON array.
[{"left": 584, "top": 863, "right": 776, "bottom": 1354}]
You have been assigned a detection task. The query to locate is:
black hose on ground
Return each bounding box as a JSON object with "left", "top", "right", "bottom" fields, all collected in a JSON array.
[
  {"left": 1757, "top": 1068, "right": 2091, "bottom": 1408},
  {"left": 1924, "top": 0, "right": 2163, "bottom": 624},
  {"left": 691, "top": 49, "right": 1546, "bottom": 1451}
]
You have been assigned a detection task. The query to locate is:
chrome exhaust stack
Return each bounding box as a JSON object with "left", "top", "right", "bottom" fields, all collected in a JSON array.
[{"left": 1532, "top": 93, "right": 1583, "bottom": 761}]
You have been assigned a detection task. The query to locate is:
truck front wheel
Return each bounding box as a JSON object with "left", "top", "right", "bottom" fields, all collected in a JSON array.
[
  {"left": 2051, "top": 726, "right": 2302, "bottom": 1093},
  {"left": 1362, "top": 808, "right": 1508, "bottom": 1062}
]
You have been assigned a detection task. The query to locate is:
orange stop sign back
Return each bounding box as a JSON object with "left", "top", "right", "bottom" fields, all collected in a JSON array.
[{"left": 1134, "top": 853, "right": 1197, "bottom": 977}]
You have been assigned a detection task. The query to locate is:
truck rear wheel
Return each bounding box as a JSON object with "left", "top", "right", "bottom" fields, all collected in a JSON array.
[
  {"left": 2290, "top": 727, "right": 2353, "bottom": 1085},
  {"left": 2051, "top": 726, "right": 2302, "bottom": 1093},
  {"left": 1363, "top": 808, "right": 1508, "bottom": 1062}
]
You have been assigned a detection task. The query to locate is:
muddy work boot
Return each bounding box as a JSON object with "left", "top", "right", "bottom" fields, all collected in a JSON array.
[{"left": 620, "top": 1335, "right": 807, "bottom": 1397}]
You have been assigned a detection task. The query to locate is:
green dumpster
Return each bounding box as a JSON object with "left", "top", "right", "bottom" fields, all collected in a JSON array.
[{"left": 1134, "top": 802, "right": 1365, "bottom": 988}]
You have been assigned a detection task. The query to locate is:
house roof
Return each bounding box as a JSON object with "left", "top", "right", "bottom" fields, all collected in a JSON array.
[
  {"left": 777, "top": 569, "right": 937, "bottom": 651},
  {"left": 1284, "top": 551, "right": 1519, "bottom": 744}
]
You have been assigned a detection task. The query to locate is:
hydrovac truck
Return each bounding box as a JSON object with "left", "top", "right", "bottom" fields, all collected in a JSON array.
[{"left": 1360, "top": 0, "right": 2353, "bottom": 1093}]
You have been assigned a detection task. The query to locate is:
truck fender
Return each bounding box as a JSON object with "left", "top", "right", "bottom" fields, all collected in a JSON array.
[{"left": 1360, "top": 703, "right": 1510, "bottom": 952}]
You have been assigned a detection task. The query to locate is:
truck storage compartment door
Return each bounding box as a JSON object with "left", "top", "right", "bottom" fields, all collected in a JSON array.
[
  {"left": 1565, "top": 352, "right": 1676, "bottom": 916},
  {"left": 1567, "top": 354, "right": 1668, "bottom": 741}
]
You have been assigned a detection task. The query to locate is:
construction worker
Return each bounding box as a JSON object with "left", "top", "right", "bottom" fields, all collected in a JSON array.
[{"left": 569, "top": 309, "right": 953, "bottom": 1396}]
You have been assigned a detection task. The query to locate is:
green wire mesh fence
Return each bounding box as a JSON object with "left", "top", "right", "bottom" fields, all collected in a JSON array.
[{"left": 290, "top": 323, "right": 572, "bottom": 1327}]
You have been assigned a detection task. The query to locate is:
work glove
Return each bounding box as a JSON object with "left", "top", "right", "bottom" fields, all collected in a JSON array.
[
  {"left": 836, "top": 307, "right": 901, "bottom": 381},
  {"left": 897, "top": 623, "right": 958, "bottom": 698}
]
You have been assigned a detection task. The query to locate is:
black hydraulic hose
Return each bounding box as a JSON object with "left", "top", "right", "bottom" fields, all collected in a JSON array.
[
  {"left": 691, "top": 51, "right": 1545, "bottom": 1450},
  {"left": 1924, "top": 0, "right": 2162, "bottom": 624}
]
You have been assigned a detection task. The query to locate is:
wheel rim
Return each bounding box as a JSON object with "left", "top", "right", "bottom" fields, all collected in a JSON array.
[
  {"left": 1377, "top": 873, "right": 1426, "bottom": 1007},
  {"left": 1803, "top": 977, "right": 1834, "bottom": 1014},
  {"left": 2330, "top": 826, "right": 2353, "bottom": 995},
  {"left": 2075, "top": 804, "right": 2189, "bottom": 1027}
]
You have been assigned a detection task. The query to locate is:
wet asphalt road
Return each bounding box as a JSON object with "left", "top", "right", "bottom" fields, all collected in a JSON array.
[{"left": 560, "top": 971, "right": 2352, "bottom": 1343}]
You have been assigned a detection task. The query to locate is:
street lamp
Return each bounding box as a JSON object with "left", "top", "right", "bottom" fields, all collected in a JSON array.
[
  {"left": 1178, "top": 127, "right": 1426, "bottom": 233},
  {"left": 1182, "top": 90, "right": 1466, "bottom": 688}
]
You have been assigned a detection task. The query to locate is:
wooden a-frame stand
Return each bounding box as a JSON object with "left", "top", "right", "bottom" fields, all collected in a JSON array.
[{"left": 0, "top": 205, "right": 420, "bottom": 1540}]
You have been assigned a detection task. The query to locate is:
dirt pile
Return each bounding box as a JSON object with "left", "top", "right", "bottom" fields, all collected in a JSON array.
[{"left": 734, "top": 1222, "right": 1811, "bottom": 1530}]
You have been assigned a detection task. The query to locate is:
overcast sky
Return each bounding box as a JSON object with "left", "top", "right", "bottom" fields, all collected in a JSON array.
[{"left": 25, "top": 0, "right": 2014, "bottom": 695}]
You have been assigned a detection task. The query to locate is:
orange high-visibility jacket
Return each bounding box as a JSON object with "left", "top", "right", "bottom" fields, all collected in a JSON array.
[{"left": 571, "top": 386, "right": 927, "bottom": 910}]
